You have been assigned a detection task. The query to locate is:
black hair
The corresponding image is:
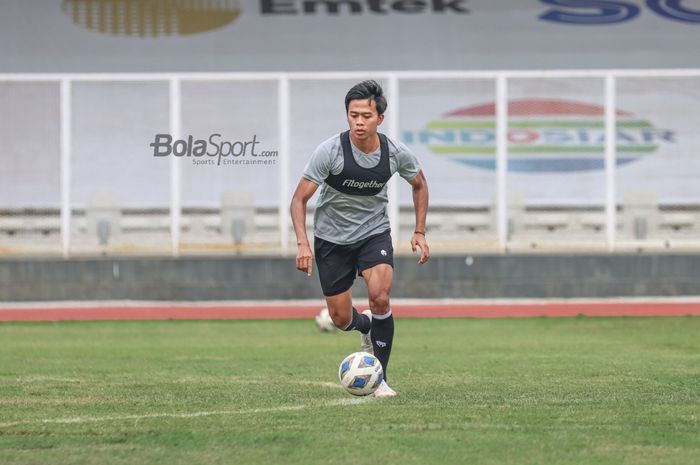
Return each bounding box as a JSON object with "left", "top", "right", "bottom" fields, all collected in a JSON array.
[{"left": 344, "top": 80, "right": 387, "bottom": 115}]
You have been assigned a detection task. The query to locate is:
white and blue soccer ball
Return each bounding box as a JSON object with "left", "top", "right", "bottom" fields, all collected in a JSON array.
[
  {"left": 338, "top": 351, "right": 383, "bottom": 396},
  {"left": 314, "top": 308, "right": 337, "bottom": 332}
]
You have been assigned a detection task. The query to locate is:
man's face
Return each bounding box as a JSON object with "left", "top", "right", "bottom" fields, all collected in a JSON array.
[{"left": 346, "top": 98, "right": 384, "bottom": 142}]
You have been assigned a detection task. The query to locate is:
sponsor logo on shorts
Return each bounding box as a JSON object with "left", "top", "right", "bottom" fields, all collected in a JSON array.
[
  {"left": 380, "top": 249, "right": 387, "bottom": 256},
  {"left": 376, "top": 340, "right": 387, "bottom": 348}
]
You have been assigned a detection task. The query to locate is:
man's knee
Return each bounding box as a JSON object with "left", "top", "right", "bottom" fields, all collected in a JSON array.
[
  {"left": 330, "top": 311, "right": 351, "bottom": 329},
  {"left": 369, "top": 289, "right": 390, "bottom": 314}
]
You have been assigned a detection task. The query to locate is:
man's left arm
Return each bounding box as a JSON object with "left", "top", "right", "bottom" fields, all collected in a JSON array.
[{"left": 407, "top": 170, "right": 430, "bottom": 264}]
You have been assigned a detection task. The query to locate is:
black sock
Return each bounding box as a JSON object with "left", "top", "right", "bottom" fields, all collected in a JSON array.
[
  {"left": 342, "top": 307, "right": 371, "bottom": 334},
  {"left": 371, "top": 311, "right": 394, "bottom": 382}
]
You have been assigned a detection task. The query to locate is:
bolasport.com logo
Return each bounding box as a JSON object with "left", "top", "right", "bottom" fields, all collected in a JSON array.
[
  {"left": 403, "top": 99, "right": 676, "bottom": 172},
  {"left": 150, "top": 133, "right": 279, "bottom": 167}
]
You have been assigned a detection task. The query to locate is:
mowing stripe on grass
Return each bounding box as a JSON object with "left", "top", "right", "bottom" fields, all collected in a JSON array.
[
  {"left": 1, "top": 377, "right": 344, "bottom": 390},
  {"left": 0, "top": 397, "right": 370, "bottom": 429}
]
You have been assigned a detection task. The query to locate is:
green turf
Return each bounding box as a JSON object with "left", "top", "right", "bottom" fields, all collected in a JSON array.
[{"left": 1, "top": 317, "right": 699, "bottom": 465}]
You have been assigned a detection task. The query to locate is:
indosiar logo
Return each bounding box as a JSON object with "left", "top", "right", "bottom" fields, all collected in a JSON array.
[{"left": 403, "top": 99, "right": 675, "bottom": 172}]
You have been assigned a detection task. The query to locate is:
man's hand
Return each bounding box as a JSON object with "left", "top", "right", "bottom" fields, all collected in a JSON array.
[
  {"left": 296, "top": 243, "right": 314, "bottom": 276},
  {"left": 411, "top": 233, "right": 430, "bottom": 265}
]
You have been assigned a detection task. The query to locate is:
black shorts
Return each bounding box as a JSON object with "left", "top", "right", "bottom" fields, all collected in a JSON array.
[{"left": 314, "top": 230, "right": 394, "bottom": 297}]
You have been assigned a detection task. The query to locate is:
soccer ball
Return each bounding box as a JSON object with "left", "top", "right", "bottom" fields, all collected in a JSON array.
[
  {"left": 338, "top": 351, "right": 383, "bottom": 396},
  {"left": 314, "top": 308, "right": 337, "bottom": 332}
]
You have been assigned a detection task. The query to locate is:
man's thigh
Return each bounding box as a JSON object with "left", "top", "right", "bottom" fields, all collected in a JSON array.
[
  {"left": 356, "top": 230, "right": 394, "bottom": 276},
  {"left": 314, "top": 236, "right": 357, "bottom": 297}
]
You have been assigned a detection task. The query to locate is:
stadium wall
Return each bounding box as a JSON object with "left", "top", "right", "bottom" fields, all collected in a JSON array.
[
  {"left": 1, "top": 254, "right": 699, "bottom": 301},
  {"left": 3, "top": 0, "right": 699, "bottom": 72}
]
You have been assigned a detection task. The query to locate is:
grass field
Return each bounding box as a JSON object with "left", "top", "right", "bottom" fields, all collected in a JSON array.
[{"left": 1, "top": 316, "right": 699, "bottom": 465}]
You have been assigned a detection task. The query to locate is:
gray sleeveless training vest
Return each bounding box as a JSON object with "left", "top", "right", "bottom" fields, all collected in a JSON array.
[{"left": 324, "top": 131, "right": 392, "bottom": 197}]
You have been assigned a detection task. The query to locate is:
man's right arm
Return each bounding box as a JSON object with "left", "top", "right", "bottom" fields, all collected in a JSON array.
[{"left": 290, "top": 178, "right": 319, "bottom": 276}]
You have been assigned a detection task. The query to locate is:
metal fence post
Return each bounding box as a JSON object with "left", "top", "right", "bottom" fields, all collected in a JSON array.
[
  {"left": 604, "top": 74, "right": 617, "bottom": 252},
  {"left": 495, "top": 74, "right": 508, "bottom": 251},
  {"left": 169, "top": 77, "right": 182, "bottom": 256},
  {"left": 60, "top": 79, "right": 72, "bottom": 257}
]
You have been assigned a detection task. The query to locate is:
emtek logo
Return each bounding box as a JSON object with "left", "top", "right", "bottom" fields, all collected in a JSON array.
[
  {"left": 403, "top": 99, "right": 675, "bottom": 172},
  {"left": 261, "top": 0, "right": 469, "bottom": 14}
]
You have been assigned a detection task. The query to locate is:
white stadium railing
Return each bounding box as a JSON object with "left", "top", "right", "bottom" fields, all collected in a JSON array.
[{"left": 1, "top": 69, "right": 700, "bottom": 256}]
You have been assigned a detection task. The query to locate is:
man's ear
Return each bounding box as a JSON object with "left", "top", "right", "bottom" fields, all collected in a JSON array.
[{"left": 377, "top": 114, "right": 384, "bottom": 126}]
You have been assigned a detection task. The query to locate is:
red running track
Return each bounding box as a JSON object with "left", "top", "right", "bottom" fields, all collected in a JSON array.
[{"left": 0, "top": 301, "right": 699, "bottom": 321}]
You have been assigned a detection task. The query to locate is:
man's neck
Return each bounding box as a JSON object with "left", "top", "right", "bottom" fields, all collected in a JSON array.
[{"left": 349, "top": 133, "right": 380, "bottom": 155}]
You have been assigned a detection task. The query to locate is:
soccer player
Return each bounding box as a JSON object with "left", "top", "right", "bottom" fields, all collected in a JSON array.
[{"left": 290, "top": 80, "right": 430, "bottom": 397}]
